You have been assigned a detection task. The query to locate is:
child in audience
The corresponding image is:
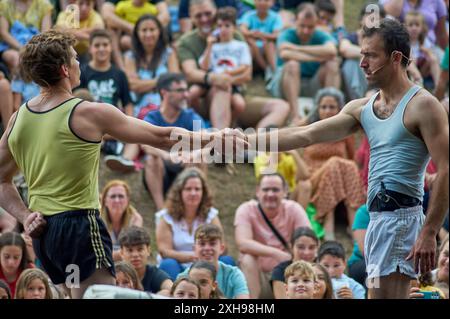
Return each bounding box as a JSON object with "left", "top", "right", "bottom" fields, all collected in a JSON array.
[
  {"left": 318, "top": 240, "right": 366, "bottom": 299},
  {"left": 118, "top": 226, "right": 172, "bottom": 295},
  {"left": 177, "top": 224, "right": 250, "bottom": 299},
  {"left": 271, "top": 227, "right": 319, "bottom": 299},
  {"left": 115, "top": 260, "right": 144, "bottom": 291},
  {"left": 170, "top": 276, "right": 201, "bottom": 299},
  {"left": 405, "top": 11, "right": 441, "bottom": 87},
  {"left": 284, "top": 260, "right": 316, "bottom": 299},
  {"left": 188, "top": 260, "right": 225, "bottom": 299},
  {"left": 0, "top": 232, "right": 34, "bottom": 297},
  {"left": 15, "top": 268, "right": 52, "bottom": 299},
  {"left": 198, "top": 6, "right": 252, "bottom": 125},
  {"left": 239, "top": 0, "right": 282, "bottom": 80},
  {"left": 312, "top": 263, "right": 334, "bottom": 299}
]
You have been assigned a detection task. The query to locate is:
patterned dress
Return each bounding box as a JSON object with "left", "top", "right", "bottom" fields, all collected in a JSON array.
[{"left": 302, "top": 137, "right": 366, "bottom": 218}]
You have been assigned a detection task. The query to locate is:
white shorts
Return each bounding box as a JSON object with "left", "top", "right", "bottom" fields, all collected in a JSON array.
[{"left": 364, "top": 206, "right": 425, "bottom": 279}]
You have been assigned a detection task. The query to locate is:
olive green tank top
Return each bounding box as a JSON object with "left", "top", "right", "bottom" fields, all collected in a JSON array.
[{"left": 8, "top": 97, "right": 101, "bottom": 216}]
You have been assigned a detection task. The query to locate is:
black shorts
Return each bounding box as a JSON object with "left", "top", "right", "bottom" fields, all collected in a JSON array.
[{"left": 32, "top": 209, "right": 115, "bottom": 285}]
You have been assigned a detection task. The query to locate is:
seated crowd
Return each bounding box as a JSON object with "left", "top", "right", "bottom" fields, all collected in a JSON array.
[{"left": 0, "top": 0, "right": 448, "bottom": 300}]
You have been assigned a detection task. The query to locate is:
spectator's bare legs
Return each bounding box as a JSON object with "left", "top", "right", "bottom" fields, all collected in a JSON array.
[
  {"left": 319, "top": 58, "right": 341, "bottom": 89},
  {"left": 345, "top": 204, "right": 358, "bottom": 234},
  {"left": 247, "top": 38, "right": 267, "bottom": 71},
  {"left": 144, "top": 154, "right": 165, "bottom": 210},
  {"left": 420, "top": 53, "right": 441, "bottom": 87},
  {"left": 369, "top": 272, "right": 411, "bottom": 299},
  {"left": 0, "top": 78, "right": 13, "bottom": 128},
  {"left": 231, "top": 93, "right": 246, "bottom": 126},
  {"left": 209, "top": 87, "right": 232, "bottom": 129},
  {"left": 122, "top": 143, "right": 140, "bottom": 160},
  {"left": 264, "top": 41, "right": 277, "bottom": 72},
  {"left": 1, "top": 49, "right": 19, "bottom": 75},
  {"left": 254, "top": 98, "right": 289, "bottom": 129},
  {"left": 281, "top": 60, "right": 301, "bottom": 122},
  {"left": 71, "top": 268, "right": 116, "bottom": 299},
  {"left": 240, "top": 254, "right": 261, "bottom": 299},
  {"left": 330, "top": 0, "right": 344, "bottom": 28},
  {"left": 323, "top": 211, "right": 335, "bottom": 240},
  {"left": 292, "top": 180, "right": 312, "bottom": 211},
  {"left": 179, "top": 18, "right": 192, "bottom": 34},
  {"left": 188, "top": 85, "right": 207, "bottom": 113}
]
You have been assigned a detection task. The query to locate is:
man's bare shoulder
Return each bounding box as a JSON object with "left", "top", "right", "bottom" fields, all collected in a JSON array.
[
  {"left": 74, "top": 100, "right": 117, "bottom": 116},
  {"left": 342, "top": 97, "right": 371, "bottom": 118}
]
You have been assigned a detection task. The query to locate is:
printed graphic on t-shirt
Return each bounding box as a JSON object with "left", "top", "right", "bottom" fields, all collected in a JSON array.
[{"left": 87, "top": 79, "right": 117, "bottom": 104}]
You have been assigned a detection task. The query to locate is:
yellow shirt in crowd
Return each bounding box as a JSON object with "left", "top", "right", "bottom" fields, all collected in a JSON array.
[
  {"left": 0, "top": 0, "right": 53, "bottom": 30},
  {"left": 115, "top": 0, "right": 158, "bottom": 25},
  {"left": 254, "top": 152, "right": 298, "bottom": 192},
  {"left": 55, "top": 9, "right": 105, "bottom": 55}
]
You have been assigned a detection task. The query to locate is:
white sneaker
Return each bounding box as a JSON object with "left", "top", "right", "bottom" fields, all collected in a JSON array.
[{"left": 104, "top": 155, "right": 135, "bottom": 173}]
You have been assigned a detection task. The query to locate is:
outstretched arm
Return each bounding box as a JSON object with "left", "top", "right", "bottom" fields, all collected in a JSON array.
[
  {"left": 407, "top": 95, "right": 449, "bottom": 274},
  {"left": 73, "top": 102, "right": 219, "bottom": 151},
  {"left": 247, "top": 99, "right": 363, "bottom": 152}
]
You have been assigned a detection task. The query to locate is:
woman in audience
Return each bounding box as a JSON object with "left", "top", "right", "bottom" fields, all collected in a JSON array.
[
  {"left": 156, "top": 167, "right": 233, "bottom": 281},
  {"left": 100, "top": 180, "right": 143, "bottom": 261},
  {"left": 298, "top": 87, "right": 366, "bottom": 240},
  {"left": 124, "top": 14, "right": 179, "bottom": 117}
]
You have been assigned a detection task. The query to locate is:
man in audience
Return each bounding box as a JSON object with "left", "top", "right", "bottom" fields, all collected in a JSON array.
[
  {"left": 234, "top": 173, "right": 311, "bottom": 298},
  {"left": 267, "top": 3, "right": 339, "bottom": 123}
]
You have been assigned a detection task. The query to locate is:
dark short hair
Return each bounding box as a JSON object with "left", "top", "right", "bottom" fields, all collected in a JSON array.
[
  {"left": 291, "top": 227, "right": 319, "bottom": 246},
  {"left": 118, "top": 226, "right": 151, "bottom": 247},
  {"left": 258, "top": 172, "right": 288, "bottom": 189},
  {"left": 89, "top": 28, "right": 112, "bottom": 44},
  {"left": 216, "top": 6, "right": 237, "bottom": 24},
  {"left": 318, "top": 240, "right": 346, "bottom": 261},
  {"left": 315, "top": 0, "right": 336, "bottom": 15},
  {"left": 362, "top": 17, "right": 411, "bottom": 68},
  {"left": 156, "top": 72, "right": 186, "bottom": 93}
]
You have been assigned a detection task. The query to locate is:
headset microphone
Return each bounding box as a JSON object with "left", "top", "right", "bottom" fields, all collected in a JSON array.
[{"left": 369, "top": 63, "right": 386, "bottom": 75}]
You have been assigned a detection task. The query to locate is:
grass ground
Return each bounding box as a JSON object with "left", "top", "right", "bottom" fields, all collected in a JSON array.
[{"left": 99, "top": 0, "right": 368, "bottom": 260}]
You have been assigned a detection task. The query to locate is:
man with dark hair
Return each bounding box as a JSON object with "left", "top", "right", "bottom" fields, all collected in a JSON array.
[
  {"left": 106, "top": 72, "right": 208, "bottom": 210},
  {"left": 247, "top": 18, "right": 449, "bottom": 299},
  {"left": 234, "top": 173, "right": 311, "bottom": 298}
]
